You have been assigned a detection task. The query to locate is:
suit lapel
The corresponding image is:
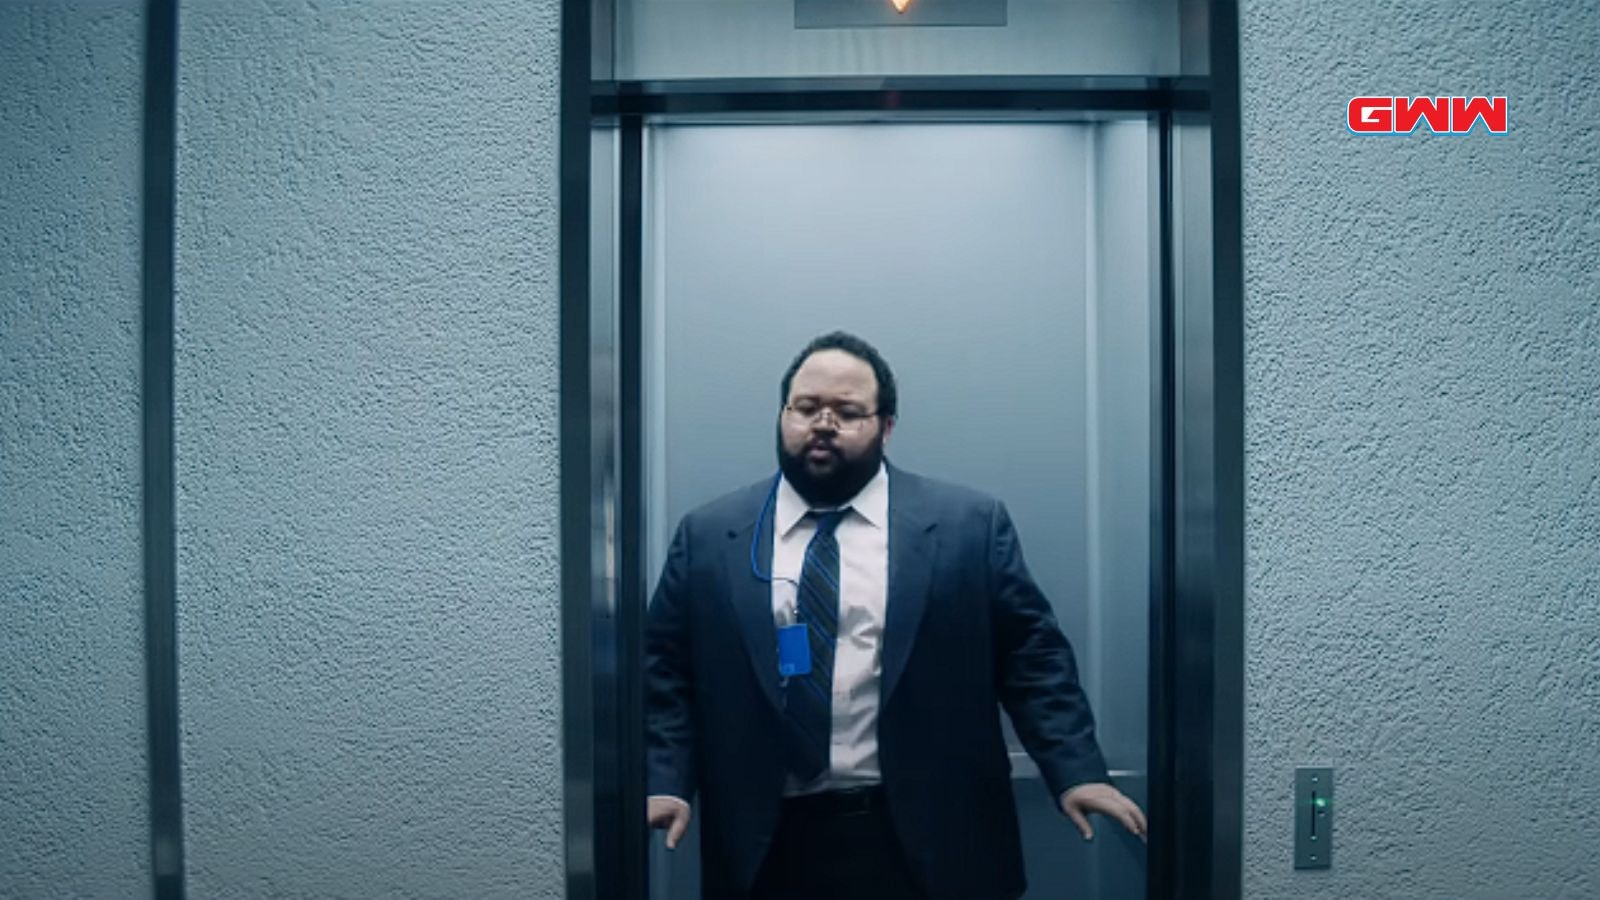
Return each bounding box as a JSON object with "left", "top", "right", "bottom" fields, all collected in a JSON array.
[
  {"left": 725, "top": 492, "right": 783, "bottom": 713},
  {"left": 718, "top": 468, "right": 937, "bottom": 713},
  {"left": 882, "top": 467, "right": 937, "bottom": 706}
]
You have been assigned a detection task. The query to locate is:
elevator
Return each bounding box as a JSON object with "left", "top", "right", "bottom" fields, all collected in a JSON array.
[{"left": 562, "top": 2, "right": 1243, "bottom": 897}]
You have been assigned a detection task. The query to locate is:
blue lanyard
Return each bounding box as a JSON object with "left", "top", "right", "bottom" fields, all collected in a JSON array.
[
  {"left": 752, "top": 472, "right": 809, "bottom": 689},
  {"left": 749, "top": 473, "right": 783, "bottom": 583}
]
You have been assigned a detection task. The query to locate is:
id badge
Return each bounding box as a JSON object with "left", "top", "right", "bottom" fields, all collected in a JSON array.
[{"left": 777, "top": 623, "right": 811, "bottom": 677}]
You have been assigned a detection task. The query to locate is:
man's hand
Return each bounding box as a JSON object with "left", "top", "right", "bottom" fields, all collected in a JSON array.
[
  {"left": 1059, "top": 783, "right": 1147, "bottom": 842},
  {"left": 647, "top": 796, "right": 692, "bottom": 850}
]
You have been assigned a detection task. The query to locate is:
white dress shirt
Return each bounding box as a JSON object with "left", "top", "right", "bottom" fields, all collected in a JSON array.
[
  {"left": 772, "top": 462, "right": 889, "bottom": 795},
  {"left": 650, "top": 463, "right": 890, "bottom": 812}
]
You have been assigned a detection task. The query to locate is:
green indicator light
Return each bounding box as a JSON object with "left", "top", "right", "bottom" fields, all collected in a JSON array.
[{"left": 1314, "top": 797, "right": 1329, "bottom": 809}]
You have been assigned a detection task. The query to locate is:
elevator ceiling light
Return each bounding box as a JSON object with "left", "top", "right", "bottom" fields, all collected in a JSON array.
[{"left": 794, "top": 0, "right": 1003, "bottom": 28}]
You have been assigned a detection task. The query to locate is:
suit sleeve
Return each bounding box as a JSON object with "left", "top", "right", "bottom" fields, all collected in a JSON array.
[
  {"left": 987, "top": 500, "right": 1111, "bottom": 800},
  {"left": 645, "top": 519, "right": 697, "bottom": 802}
]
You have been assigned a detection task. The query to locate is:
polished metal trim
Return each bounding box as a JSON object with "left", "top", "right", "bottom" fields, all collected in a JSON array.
[
  {"left": 589, "top": 63, "right": 1243, "bottom": 900},
  {"left": 1157, "top": 1, "right": 1244, "bottom": 895},
  {"left": 1171, "top": 113, "right": 1217, "bottom": 900},
  {"left": 141, "top": 1, "right": 185, "bottom": 897},
  {"left": 602, "top": 74, "right": 1208, "bottom": 94},
  {"left": 1204, "top": 0, "right": 1246, "bottom": 893},
  {"left": 591, "top": 0, "right": 614, "bottom": 82},
  {"left": 562, "top": 0, "right": 598, "bottom": 893},
  {"left": 1147, "top": 108, "right": 1179, "bottom": 900},
  {"left": 594, "top": 76, "right": 1209, "bottom": 118},
  {"left": 612, "top": 114, "right": 649, "bottom": 899},
  {"left": 588, "top": 125, "right": 621, "bottom": 899}
]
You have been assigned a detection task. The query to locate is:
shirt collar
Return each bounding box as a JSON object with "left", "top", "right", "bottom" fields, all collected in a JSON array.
[{"left": 776, "top": 461, "right": 889, "bottom": 537}]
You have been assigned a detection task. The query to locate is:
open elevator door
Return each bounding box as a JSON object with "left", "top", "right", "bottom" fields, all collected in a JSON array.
[
  {"left": 570, "top": 8, "right": 1245, "bottom": 898},
  {"left": 629, "top": 118, "right": 1157, "bottom": 900}
]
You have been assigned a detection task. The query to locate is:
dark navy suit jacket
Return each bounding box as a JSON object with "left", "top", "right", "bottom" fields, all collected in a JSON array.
[{"left": 644, "top": 464, "right": 1109, "bottom": 900}]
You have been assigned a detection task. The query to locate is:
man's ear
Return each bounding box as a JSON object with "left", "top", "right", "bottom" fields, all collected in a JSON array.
[{"left": 881, "top": 416, "right": 896, "bottom": 445}]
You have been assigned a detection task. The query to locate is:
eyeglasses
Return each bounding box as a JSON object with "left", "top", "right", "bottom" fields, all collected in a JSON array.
[{"left": 783, "top": 401, "right": 879, "bottom": 432}]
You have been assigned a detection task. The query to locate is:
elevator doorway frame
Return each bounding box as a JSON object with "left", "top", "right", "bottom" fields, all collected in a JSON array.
[{"left": 559, "top": 8, "right": 1246, "bottom": 898}]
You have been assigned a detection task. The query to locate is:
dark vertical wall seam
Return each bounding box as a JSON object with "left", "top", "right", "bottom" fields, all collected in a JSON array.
[{"left": 141, "top": 0, "right": 184, "bottom": 898}]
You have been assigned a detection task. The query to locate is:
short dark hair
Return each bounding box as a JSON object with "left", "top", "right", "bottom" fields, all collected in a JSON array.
[{"left": 779, "top": 331, "right": 898, "bottom": 420}]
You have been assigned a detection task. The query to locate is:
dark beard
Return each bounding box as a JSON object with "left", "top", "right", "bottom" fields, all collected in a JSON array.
[{"left": 775, "top": 423, "right": 885, "bottom": 509}]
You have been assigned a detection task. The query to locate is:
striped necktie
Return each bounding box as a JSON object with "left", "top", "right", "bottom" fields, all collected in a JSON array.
[{"left": 783, "top": 508, "right": 848, "bottom": 783}]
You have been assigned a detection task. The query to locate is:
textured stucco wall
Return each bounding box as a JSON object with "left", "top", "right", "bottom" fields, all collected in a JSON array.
[
  {"left": 1242, "top": 2, "right": 1600, "bottom": 897},
  {"left": 0, "top": 4, "right": 151, "bottom": 898},
  {"left": 173, "top": 2, "right": 564, "bottom": 896}
]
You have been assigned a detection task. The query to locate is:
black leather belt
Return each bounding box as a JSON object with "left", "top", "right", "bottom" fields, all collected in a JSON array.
[{"left": 783, "top": 785, "right": 886, "bottom": 818}]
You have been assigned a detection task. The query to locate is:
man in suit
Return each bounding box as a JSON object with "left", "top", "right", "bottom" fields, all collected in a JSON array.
[{"left": 645, "top": 331, "right": 1146, "bottom": 900}]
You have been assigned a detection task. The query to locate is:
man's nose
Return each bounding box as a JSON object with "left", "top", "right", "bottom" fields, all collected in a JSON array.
[{"left": 810, "top": 414, "right": 839, "bottom": 435}]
